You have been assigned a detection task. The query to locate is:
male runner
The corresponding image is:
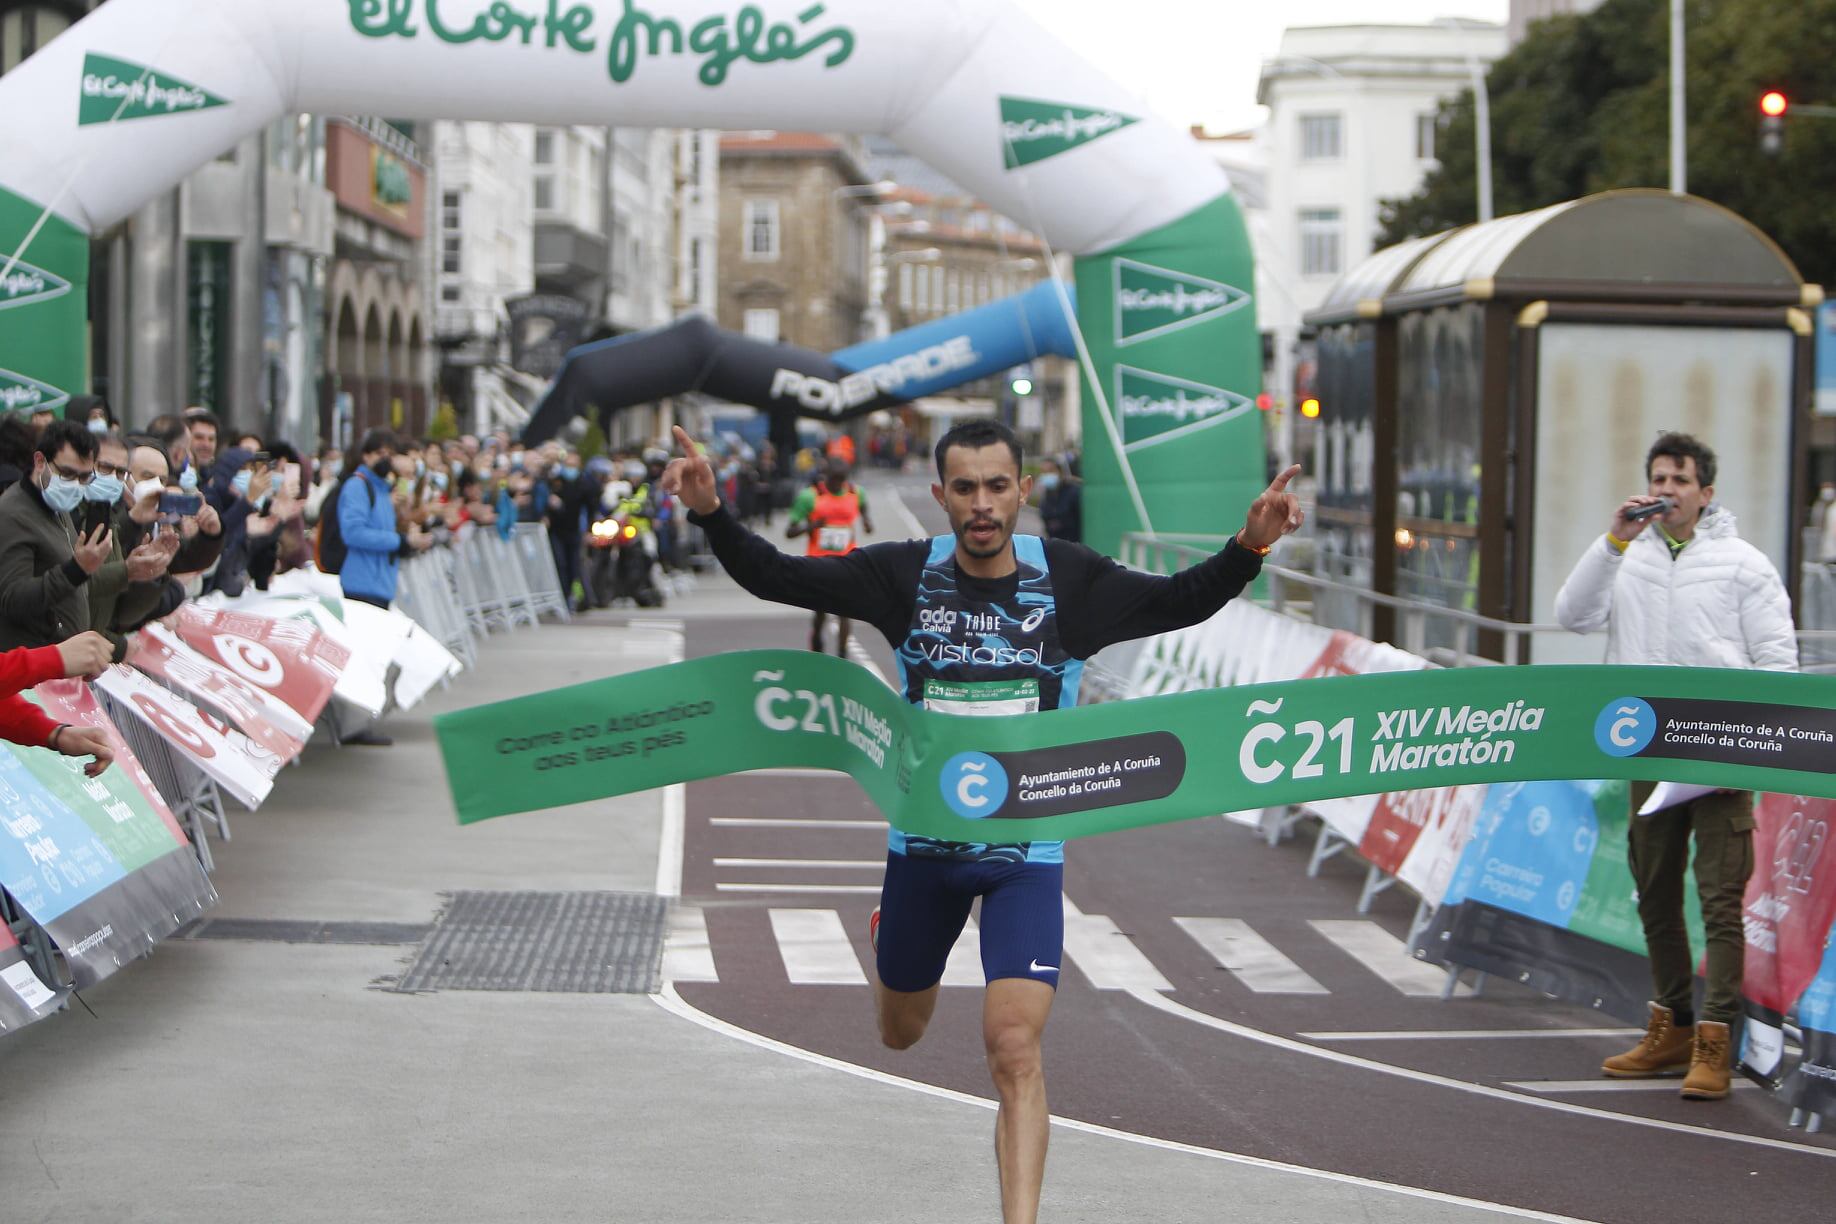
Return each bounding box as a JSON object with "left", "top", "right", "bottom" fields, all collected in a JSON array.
[
  {"left": 784, "top": 457, "right": 873, "bottom": 655},
  {"left": 662, "top": 418, "right": 1302, "bottom": 1224}
]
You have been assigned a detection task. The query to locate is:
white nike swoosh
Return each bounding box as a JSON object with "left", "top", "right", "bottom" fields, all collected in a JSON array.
[{"left": 1029, "top": 959, "right": 1057, "bottom": 973}]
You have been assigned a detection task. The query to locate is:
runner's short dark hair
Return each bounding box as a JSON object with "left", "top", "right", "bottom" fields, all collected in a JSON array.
[
  {"left": 934, "top": 418, "right": 1024, "bottom": 481},
  {"left": 1646, "top": 432, "right": 1716, "bottom": 487}
]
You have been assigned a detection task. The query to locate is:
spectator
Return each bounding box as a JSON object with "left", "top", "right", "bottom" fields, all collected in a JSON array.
[
  {"left": 69, "top": 395, "right": 114, "bottom": 437},
  {"left": 306, "top": 445, "right": 342, "bottom": 524},
  {"left": 145, "top": 414, "right": 195, "bottom": 486},
  {"left": 0, "top": 414, "right": 37, "bottom": 495},
  {"left": 338, "top": 429, "right": 411, "bottom": 610},
  {"left": 0, "top": 630, "right": 119, "bottom": 775},
  {"left": 200, "top": 445, "right": 267, "bottom": 596},
  {"left": 82, "top": 432, "right": 174, "bottom": 654},
  {"left": 183, "top": 408, "right": 220, "bottom": 472},
  {"left": 547, "top": 449, "right": 592, "bottom": 610},
  {"left": 0, "top": 420, "right": 121, "bottom": 660},
  {"left": 28, "top": 407, "right": 56, "bottom": 436},
  {"left": 122, "top": 437, "right": 223, "bottom": 621},
  {"left": 1034, "top": 456, "right": 1082, "bottom": 543},
  {"left": 1556, "top": 431, "right": 1795, "bottom": 1101}
]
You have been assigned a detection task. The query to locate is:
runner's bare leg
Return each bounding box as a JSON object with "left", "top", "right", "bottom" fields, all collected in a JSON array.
[
  {"left": 836, "top": 616, "right": 852, "bottom": 658},
  {"left": 875, "top": 981, "right": 941, "bottom": 1049},
  {"left": 984, "top": 978, "right": 1054, "bottom": 1224}
]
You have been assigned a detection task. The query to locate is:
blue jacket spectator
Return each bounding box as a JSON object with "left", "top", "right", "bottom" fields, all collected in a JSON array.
[{"left": 338, "top": 430, "right": 402, "bottom": 608}]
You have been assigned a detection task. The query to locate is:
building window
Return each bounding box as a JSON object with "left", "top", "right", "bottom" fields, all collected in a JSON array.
[
  {"left": 899, "top": 263, "right": 914, "bottom": 311},
  {"left": 914, "top": 262, "right": 929, "bottom": 313},
  {"left": 744, "top": 199, "right": 780, "bottom": 261},
  {"left": 743, "top": 308, "right": 780, "bottom": 342},
  {"left": 441, "top": 284, "right": 462, "bottom": 303},
  {"left": 1299, "top": 208, "right": 1342, "bottom": 278},
  {"left": 442, "top": 234, "right": 462, "bottom": 276},
  {"left": 1299, "top": 113, "right": 1342, "bottom": 161},
  {"left": 1416, "top": 113, "right": 1436, "bottom": 161},
  {"left": 441, "top": 189, "right": 462, "bottom": 231},
  {"left": 534, "top": 129, "right": 555, "bottom": 165},
  {"left": 533, "top": 176, "right": 555, "bottom": 212},
  {"left": 931, "top": 265, "right": 944, "bottom": 314},
  {"left": 688, "top": 237, "right": 706, "bottom": 304},
  {"left": 945, "top": 269, "right": 959, "bottom": 313}
]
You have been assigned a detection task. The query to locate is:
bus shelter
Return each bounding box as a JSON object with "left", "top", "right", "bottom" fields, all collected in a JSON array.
[{"left": 1303, "top": 189, "right": 1818, "bottom": 662}]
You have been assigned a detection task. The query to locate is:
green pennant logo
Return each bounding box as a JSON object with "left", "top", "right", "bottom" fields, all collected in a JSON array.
[
  {"left": 79, "top": 53, "right": 229, "bottom": 126},
  {"left": 1000, "top": 96, "right": 1139, "bottom": 169},
  {"left": 0, "top": 259, "right": 72, "bottom": 312},
  {"left": 1113, "top": 365, "right": 1252, "bottom": 452},
  {"left": 0, "top": 368, "right": 70, "bottom": 416},
  {"left": 1113, "top": 258, "right": 1250, "bottom": 345}
]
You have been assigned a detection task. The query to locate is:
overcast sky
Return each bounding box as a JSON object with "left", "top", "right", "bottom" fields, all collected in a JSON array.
[{"left": 1009, "top": 0, "right": 1509, "bottom": 135}]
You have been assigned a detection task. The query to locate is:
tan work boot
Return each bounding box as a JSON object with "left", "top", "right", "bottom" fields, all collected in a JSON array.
[
  {"left": 1602, "top": 1003, "right": 1694, "bottom": 1078},
  {"left": 1681, "top": 1021, "right": 1733, "bottom": 1100}
]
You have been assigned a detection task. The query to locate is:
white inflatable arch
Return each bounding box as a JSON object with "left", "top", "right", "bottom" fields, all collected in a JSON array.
[{"left": 0, "top": 0, "right": 1263, "bottom": 554}]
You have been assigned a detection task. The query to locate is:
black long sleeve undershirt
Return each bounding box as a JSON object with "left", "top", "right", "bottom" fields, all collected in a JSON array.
[{"left": 689, "top": 503, "right": 1263, "bottom": 660}]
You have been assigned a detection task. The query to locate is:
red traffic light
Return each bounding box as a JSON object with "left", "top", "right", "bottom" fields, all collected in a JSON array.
[
  {"left": 1760, "top": 91, "right": 1789, "bottom": 117},
  {"left": 1256, "top": 392, "right": 1274, "bottom": 411}
]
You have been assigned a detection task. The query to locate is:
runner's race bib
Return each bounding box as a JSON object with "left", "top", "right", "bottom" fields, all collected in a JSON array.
[
  {"left": 923, "top": 678, "right": 1040, "bottom": 717},
  {"left": 818, "top": 525, "right": 855, "bottom": 552}
]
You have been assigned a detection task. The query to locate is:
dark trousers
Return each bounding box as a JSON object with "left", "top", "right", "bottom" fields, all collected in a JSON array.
[
  {"left": 551, "top": 532, "right": 583, "bottom": 604},
  {"left": 1627, "top": 781, "right": 1756, "bottom": 1025}
]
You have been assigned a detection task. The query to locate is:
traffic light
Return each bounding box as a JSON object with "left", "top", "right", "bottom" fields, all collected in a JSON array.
[
  {"left": 1300, "top": 397, "right": 1321, "bottom": 419},
  {"left": 1011, "top": 376, "right": 1034, "bottom": 396},
  {"left": 1255, "top": 392, "right": 1274, "bottom": 411},
  {"left": 1760, "top": 90, "right": 1788, "bottom": 156}
]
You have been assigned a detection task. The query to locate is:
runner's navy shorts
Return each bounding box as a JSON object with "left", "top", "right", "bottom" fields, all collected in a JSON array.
[{"left": 875, "top": 852, "right": 1063, "bottom": 992}]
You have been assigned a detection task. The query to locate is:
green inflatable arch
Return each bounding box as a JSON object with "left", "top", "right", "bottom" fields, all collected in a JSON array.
[{"left": 0, "top": 0, "right": 1263, "bottom": 556}]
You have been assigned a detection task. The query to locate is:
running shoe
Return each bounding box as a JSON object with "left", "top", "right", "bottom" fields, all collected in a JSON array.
[{"left": 868, "top": 906, "right": 881, "bottom": 955}]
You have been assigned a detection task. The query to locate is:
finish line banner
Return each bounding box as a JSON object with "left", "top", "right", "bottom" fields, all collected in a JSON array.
[{"left": 436, "top": 652, "right": 1836, "bottom": 839}]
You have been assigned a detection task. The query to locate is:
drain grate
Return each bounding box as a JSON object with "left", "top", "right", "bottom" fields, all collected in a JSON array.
[
  {"left": 184, "top": 918, "right": 432, "bottom": 945},
  {"left": 390, "top": 891, "right": 667, "bottom": 994}
]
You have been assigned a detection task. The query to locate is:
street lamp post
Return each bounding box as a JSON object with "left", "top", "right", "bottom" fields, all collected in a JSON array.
[
  {"left": 1670, "top": 0, "right": 1686, "bottom": 194},
  {"left": 1435, "top": 18, "right": 1494, "bottom": 222}
]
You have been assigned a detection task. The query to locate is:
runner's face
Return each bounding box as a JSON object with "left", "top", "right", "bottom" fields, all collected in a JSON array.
[{"left": 934, "top": 443, "right": 1030, "bottom": 560}]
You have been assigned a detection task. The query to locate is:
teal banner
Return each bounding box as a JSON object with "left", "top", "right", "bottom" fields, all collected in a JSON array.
[{"left": 436, "top": 652, "right": 1836, "bottom": 841}]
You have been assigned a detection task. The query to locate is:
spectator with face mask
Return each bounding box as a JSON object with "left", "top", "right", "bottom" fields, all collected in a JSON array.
[
  {"left": 80, "top": 432, "right": 174, "bottom": 654},
  {"left": 120, "top": 436, "right": 224, "bottom": 621},
  {"left": 0, "top": 420, "right": 125, "bottom": 661}
]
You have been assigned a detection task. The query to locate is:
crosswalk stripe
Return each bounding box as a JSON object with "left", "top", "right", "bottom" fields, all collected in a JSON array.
[
  {"left": 718, "top": 882, "right": 884, "bottom": 894},
  {"left": 1309, "top": 919, "right": 1472, "bottom": 997},
  {"left": 845, "top": 638, "right": 891, "bottom": 688},
  {"left": 941, "top": 918, "right": 982, "bottom": 987},
  {"left": 713, "top": 858, "right": 884, "bottom": 869},
  {"left": 1174, "top": 917, "right": 1327, "bottom": 994},
  {"left": 770, "top": 909, "right": 868, "bottom": 984},
  {"left": 709, "top": 817, "right": 884, "bottom": 830},
  {"left": 662, "top": 905, "right": 717, "bottom": 983},
  {"left": 1061, "top": 895, "right": 1172, "bottom": 992}
]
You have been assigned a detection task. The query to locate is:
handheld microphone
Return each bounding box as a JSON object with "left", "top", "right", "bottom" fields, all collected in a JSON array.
[{"left": 1623, "top": 498, "right": 1673, "bottom": 522}]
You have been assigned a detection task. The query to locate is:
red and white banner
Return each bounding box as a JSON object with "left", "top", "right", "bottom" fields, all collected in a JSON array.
[
  {"left": 171, "top": 604, "right": 347, "bottom": 726},
  {"left": 1740, "top": 793, "right": 1836, "bottom": 1083},
  {"left": 94, "top": 665, "right": 281, "bottom": 810},
  {"left": 131, "top": 624, "right": 309, "bottom": 760}
]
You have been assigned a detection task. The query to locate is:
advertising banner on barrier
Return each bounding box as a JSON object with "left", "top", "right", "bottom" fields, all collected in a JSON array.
[
  {"left": 1131, "top": 600, "right": 1492, "bottom": 875},
  {"left": 1785, "top": 938, "right": 1836, "bottom": 1122},
  {"left": 228, "top": 590, "right": 393, "bottom": 716},
  {"left": 94, "top": 665, "right": 281, "bottom": 810},
  {"left": 132, "top": 623, "right": 309, "bottom": 759},
  {"left": 171, "top": 603, "right": 345, "bottom": 726},
  {"left": 0, "top": 682, "right": 216, "bottom": 989},
  {"left": 1413, "top": 778, "right": 1679, "bottom": 1020},
  {"left": 0, "top": 917, "right": 61, "bottom": 1033},
  {"left": 436, "top": 650, "right": 1836, "bottom": 837}
]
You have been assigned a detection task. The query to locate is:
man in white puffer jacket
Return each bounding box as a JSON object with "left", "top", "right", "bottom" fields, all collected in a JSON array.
[{"left": 1555, "top": 432, "right": 1796, "bottom": 1102}]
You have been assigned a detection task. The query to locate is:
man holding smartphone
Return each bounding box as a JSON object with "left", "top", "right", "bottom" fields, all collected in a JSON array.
[{"left": 1554, "top": 431, "right": 1796, "bottom": 1099}]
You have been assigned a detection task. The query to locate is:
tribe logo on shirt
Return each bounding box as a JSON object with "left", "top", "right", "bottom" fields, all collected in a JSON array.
[{"left": 911, "top": 605, "right": 1049, "bottom": 666}]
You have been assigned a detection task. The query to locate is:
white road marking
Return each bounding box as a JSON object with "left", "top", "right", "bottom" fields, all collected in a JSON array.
[
  {"left": 1304, "top": 1028, "right": 1642, "bottom": 1042},
  {"left": 1061, "top": 894, "right": 1173, "bottom": 992},
  {"left": 662, "top": 905, "right": 717, "bottom": 983},
  {"left": 713, "top": 858, "right": 884, "bottom": 869},
  {"left": 770, "top": 909, "right": 868, "bottom": 985},
  {"left": 941, "top": 918, "right": 982, "bottom": 987},
  {"left": 886, "top": 487, "right": 927, "bottom": 538},
  {"left": 845, "top": 636, "right": 891, "bottom": 687},
  {"left": 710, "top": 817, "right": 884, "bottom": 830},
  {"left": 1309, "top": 919, "right": 1472, "bottom": 997},
  {"left": 717, "top": 883, "right": 884, "bottom": 894},
  {"left": 1128, "top": 989, "right": 1836, "bottom": 1161},
  {"left": 653, "top": 985, "right": 1612, "bottom": 1224},
  {"left": 1175, "top": 917, "right": 1327, "bottom": 994},
  {"left": 1505, "top": 1078, "right": 1760, "bottom": 1095},
  {"left": 654, "top": 627, "right": 687, "bottom": 899}
]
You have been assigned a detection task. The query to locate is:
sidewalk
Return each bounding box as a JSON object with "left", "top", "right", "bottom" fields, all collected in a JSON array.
[{"left": 2, "top": 606, "right": 1556, "bottom": 1223}]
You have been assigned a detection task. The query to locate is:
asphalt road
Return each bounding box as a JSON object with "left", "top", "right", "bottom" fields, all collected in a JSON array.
[{"left": 667, "top": 468, "right": 1836, "bottom": 1224}]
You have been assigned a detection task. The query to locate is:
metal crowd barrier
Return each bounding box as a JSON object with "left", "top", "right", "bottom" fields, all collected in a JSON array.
[{"left": 94, "top": 687, "right": 230, "bottom": 874}]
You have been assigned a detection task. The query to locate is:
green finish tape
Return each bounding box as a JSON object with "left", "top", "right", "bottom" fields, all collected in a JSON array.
[{"left": 436, "top": 651, "right": 1836, "bottom": 841}]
